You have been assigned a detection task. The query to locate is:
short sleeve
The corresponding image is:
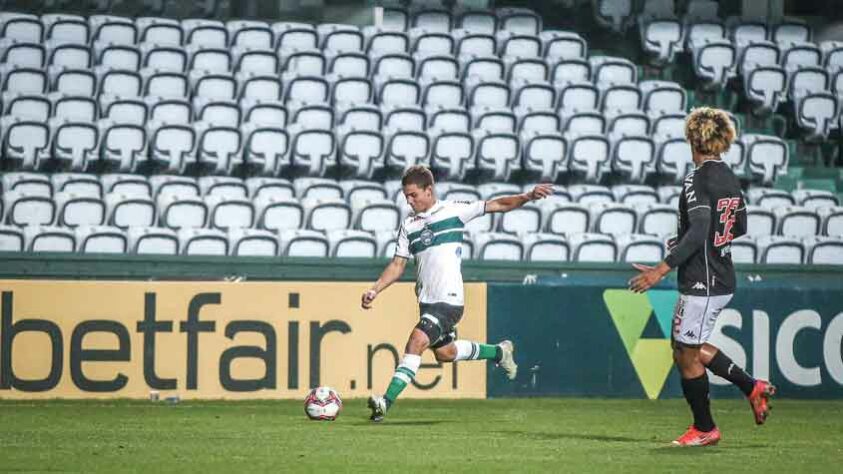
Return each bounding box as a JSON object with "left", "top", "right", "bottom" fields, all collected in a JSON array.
[
  {"left": 451, "top": 200, "right": 486, "bottom": 223},
  {"left": 394, "top": 222, "right": 410, "bottom": 259}
]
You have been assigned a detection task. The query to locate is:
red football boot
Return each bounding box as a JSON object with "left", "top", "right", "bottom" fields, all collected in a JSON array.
[
  {"left": 748, "top": 380, "right": 776, "bottom": 425},
  {"left": 672, "top": 425, "right": 722, "bottom": 447}
]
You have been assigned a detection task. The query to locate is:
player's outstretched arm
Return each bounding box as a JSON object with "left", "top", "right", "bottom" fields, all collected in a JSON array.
[
  {"left": 361, "top": 256, "right": 408, "bottom": 309},
  {"left": 628, "top": 208, "right": 711, "bottom": 293},
  {"left": 484, "top": 183, "right": 553, "bottom": 213}
]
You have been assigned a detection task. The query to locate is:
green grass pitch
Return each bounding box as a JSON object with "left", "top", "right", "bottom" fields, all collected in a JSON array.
[{"left": 1, "top": 399, "right": 841, "bottom": 472}]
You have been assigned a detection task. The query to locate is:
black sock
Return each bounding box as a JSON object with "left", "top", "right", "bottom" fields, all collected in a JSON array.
[
  {"left": 706, "top": 351, "right": 755, "bottom": 397},
  {"left": 681, "top": 374, "right": 715, "bottom": 432},
  {"left": 494, "top": 346, "right": 503, "bottom": 363}
]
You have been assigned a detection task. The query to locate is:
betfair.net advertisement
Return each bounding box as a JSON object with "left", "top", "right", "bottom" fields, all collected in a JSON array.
[{"left": 0, "top": 281, "right": 487, "bottom": 399}]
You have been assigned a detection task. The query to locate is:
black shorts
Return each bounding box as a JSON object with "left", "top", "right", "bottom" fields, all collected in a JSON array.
[{"left": 416, "top": 302, "right": 464, "bottom": 349}]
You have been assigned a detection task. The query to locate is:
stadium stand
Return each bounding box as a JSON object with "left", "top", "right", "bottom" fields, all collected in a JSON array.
[{"left": 0, "top": 1, "right": 840, "bottom": 265}]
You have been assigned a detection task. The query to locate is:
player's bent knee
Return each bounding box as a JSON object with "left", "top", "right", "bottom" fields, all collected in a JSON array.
[{"left": 433, "top": 345, "right": 456, "bottom": 362}]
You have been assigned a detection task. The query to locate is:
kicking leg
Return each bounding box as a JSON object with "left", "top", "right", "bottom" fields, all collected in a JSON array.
[
  {"left": 701, "top": 343, "right": 776, "bottom": 425},
  {"left": 433, "top": 340, "right": 518, "bottom": 380},
  {"left": 368, "top": 328, "right": 427, "bottom": 422},
  {"left": 673, "top": 343, "right": 721, "bottom": 446}
]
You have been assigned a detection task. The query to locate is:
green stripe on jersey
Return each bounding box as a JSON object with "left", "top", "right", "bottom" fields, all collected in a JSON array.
[
  {"left": 407, "top": 216, "right": 464, "bottom": 242},
  {"left": 410, "top": 230, "right": 463, "bottom": 255}
]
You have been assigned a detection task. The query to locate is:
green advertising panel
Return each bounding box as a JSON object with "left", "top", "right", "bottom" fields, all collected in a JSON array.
[{"left": 487, "top": 282, "right": 843, "bottom": 399}]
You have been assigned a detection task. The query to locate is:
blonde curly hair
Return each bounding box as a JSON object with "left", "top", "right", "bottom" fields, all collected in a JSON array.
[{"left": 684, "top": 107, "right": 736, "bottom": 156}]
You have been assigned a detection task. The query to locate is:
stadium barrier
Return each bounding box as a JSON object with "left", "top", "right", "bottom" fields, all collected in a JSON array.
[
  {"left": 0, "top": 253, "right": 841, "bottom": 399},
  {"left": 0, "top": 280, "right": 486, "bottom": 399},
  {"left": 487, "top": 277, "right": 843, "bottom": 400}
]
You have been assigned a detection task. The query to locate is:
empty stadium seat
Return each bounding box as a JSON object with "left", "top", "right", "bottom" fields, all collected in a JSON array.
[
  {"left": 328, "top": 229, "right": 378, "bottom": 258},
  {"left": 775, "top": 206, "right": 820, "bottom": 238},
  {"left": 818, "top": 206, "right": 843, "bottom": 236},
  {"left": 293, "top": 177, "right": 342, "bottom": 200},
  {"left": 805, "top": 236, "right": 843, "bottom": 265},
  {"left": 638, "top": 204, "right": 677, "bottom": 238},
  {"left": 613, "top": 184, "right": 659, "bottom": 205},
  {"left": 179, "top": 228, "right": 228, "bottom": 256},
  {"left": 1, "top": 117, "right": 50, "bottom": 170},
  {"left": 229, "top": 228, "right": 279, "bottom": 256},
  {"left": 730, "top": 235, "right": 758, "bottom": 263},
  {"left": 748, "top": 187, "right": 795, "bottom": 209},
  {"left": 0, "top": 225, "right": 25, "bottom": 251},
  {"left": 251, "top": 194, "right": 302, "bottom": 230},
  {"left": 205, "top": 195, "right": 255, "bottom": 230},
  {"left": 474, "top": 232, "right": 523, "bottom": 261},
  {"left": 2, "top": 172, "right": 52, "bottom": 197},
  {"left": 51, "top": 173, "right": 101, "bottom": 197},
  {"left": 352, "top": 198, "right": 401, "bottom": 232},
  {"left": 198, "top": 176, "right": 248, "bottom": 199},
  {"left": 497, "top": 203, "right": 542, "bottom": 235},
  {"left": 3, "top": 190, "right": 54, "bottom": 226},
  {"left": 543, "top": 203, "right": 589, "bottom": 236},
  {"left": 157, "top": 194, "right": 206, "bottom": 229},
  {"left": 591, "top": 203, "right": 637, "bottom": 236},
  {"left": 568, "top": 134, "right": 610, "bottom": 183},
  {"left": 612, "top": 135, "right": 656, "bottom": 183},
  {"left": 792, "top": 189, "right": 839, "bottom": 210},
  {"left": 746, "top": 205, "right": 777, "bottom": 237},
  {"left": 757, "top": 235, "right": 804, "bottom": 264},
  {"left": 24, "top": 225, "right": 75, "bottom": 252},
  {"left": 280, "top": 229, "right": 329, "bottom": 257},
  {"left": 302, "top": 197, "right": 351, "bottom": 232},
  {"left": 75, "top": 225, "right": 127, "bottom": 254},
  {"left": 127, "top": 226, "right": 179, "bottom": 255},
  {"left": 521, "top": 133, "right": 567, "bottom": 183},
  {"left": 568, "top": 184, "right": 614, "bottom": 205},
  {"left": 569, "top": 232, "right": 617, "bottom": 262},
  {"left": 523, "top": 232, "right": 569, "bottom": 261},
  {"left": 616, "top": 233, "right": 665, "bottom": 262}
]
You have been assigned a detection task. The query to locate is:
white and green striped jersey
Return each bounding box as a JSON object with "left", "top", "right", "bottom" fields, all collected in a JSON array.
[{"left": 395, "top": 199, "right": 486, "bottom": 306}]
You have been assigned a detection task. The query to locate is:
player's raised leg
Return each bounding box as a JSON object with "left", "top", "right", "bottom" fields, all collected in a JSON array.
[
  {"left": 701, "top": 343, "right": 776, "bottom": 425},
  {"left": 433, "top": 340, "right": 517, "bottom": 380}
]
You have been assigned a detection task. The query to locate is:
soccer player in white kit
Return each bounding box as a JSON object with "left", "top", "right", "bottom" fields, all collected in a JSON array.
[{"left": 361, "top": 166, "right": 553, "bottom": 422}]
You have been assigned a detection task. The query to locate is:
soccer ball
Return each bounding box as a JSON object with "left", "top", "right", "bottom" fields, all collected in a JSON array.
[{"left": 304, "top": 386, "right": 342, "bottom": 421}]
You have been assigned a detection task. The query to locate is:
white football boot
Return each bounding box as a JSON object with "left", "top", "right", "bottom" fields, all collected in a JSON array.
[
  {"left": 367, "top": 395, "right": 387, "bottom": 422},
  {"left": 497, "top": 340, "right": 518, "bottom": 380}
]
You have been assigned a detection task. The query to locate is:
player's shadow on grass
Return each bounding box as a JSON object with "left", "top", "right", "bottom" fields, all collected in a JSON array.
[
  {"left": 350, "top": 420, "right": 445, "bottom": 427},
  {"left": 497, "top": 430, "right": 642, "bottom": 443},
  {"left": 649, "top": 442, "right": 767, "bottom": 454}
]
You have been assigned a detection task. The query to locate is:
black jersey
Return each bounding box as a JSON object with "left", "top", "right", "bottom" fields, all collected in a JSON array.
[{"left": 671, "top": 160, "right": 747, "bottom": 296}]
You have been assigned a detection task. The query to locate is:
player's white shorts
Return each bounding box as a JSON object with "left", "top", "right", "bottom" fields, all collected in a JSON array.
[{"left": 672, "top": 294, "right": 733, "bottom": 346}]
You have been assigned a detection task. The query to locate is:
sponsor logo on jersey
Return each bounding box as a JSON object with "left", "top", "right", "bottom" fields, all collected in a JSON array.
[
  {"left": 684, "top": 330, "right": 696, "bottom": 339},
  {"left": 692, "top": 282, "right": 707, "bottom": 291}
]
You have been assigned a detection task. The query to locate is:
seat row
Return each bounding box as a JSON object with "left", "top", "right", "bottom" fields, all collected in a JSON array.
[
  {"left": 0, "top": 188, "right": 681, "bottom": 238},
  {"left": 0, "top": 7, "right": 545, "bottom": 49},
  {"left": 0, "top": 112, "right": 789, "bottom": 184},
  {"left": 0, "top": 28, "right": 590, "bottom": 70},
  {"left": 3, "top": 182, "right": 842, "bottom": 240},
  {"left": 3, "top": 222, "right": 841, "bottom": 265}
]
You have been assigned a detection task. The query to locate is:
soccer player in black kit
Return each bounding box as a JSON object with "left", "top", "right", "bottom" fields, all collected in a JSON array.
[{"left": 629, "top": 107, "right": 775, "bottom": 447}]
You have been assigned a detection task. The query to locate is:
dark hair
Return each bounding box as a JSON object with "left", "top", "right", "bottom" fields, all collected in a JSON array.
[
  {"left": 401, "top": 165, "right": 434, "bottom": 189},
  {"left": 685, "top": 107, "right": 736, "bottom": 156}
]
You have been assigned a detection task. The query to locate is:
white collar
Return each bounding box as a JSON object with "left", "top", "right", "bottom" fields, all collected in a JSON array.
[{"left": 413, "top": 200, "right": 442, "bottom": 218}]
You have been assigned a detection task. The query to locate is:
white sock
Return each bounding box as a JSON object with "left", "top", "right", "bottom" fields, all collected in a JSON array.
[
  {"left": 454, "top": 340, "right": 480, "bottom": 361},
  {"left": 398, "top": 353, "right": 421, "bottom": 378}
]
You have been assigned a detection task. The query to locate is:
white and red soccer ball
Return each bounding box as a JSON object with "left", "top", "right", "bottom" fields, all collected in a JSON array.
[{"left": 304, "top": 386, "right": 342, "bottom": 421}]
